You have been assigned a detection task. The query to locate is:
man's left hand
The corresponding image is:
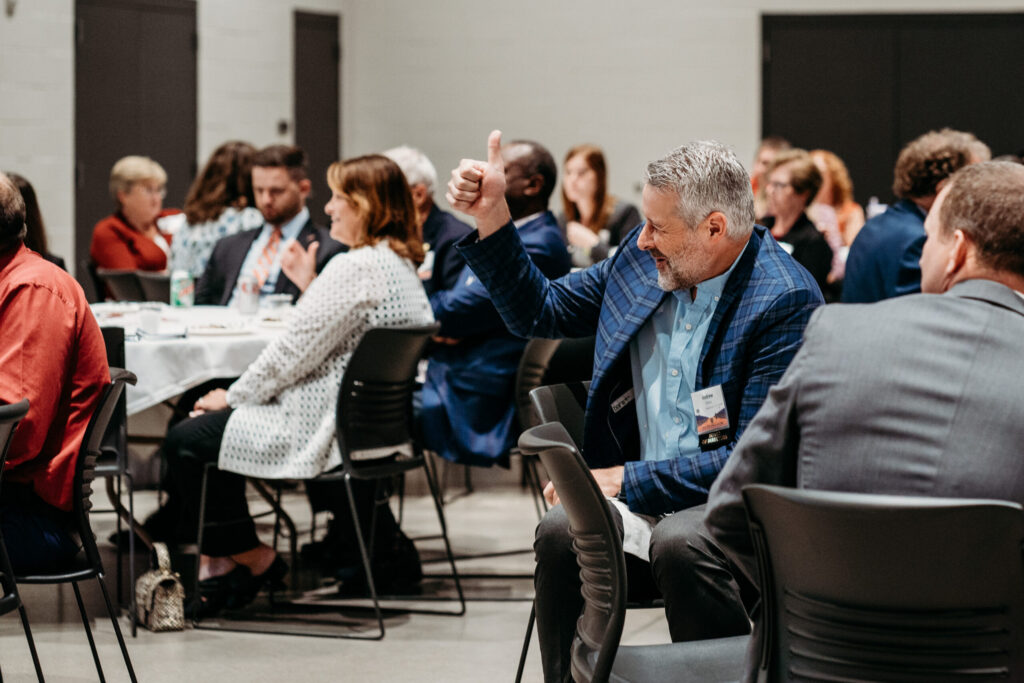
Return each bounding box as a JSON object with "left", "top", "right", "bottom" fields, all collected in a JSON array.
[{"left": 543, "top": 465, "right": 624, "bottom": 508}]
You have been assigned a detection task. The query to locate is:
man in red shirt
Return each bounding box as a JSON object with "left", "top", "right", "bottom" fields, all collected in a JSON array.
[{"left": 0, "top": 172, "right": 109, "bottom": 572}]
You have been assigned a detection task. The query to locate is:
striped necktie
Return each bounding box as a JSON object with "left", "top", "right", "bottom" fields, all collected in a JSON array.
[{"left": 253, "top": 226, "right": 283, "bottom": 287}]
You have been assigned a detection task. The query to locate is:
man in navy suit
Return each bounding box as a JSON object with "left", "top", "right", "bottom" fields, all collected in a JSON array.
[
  {"left": 195, "top": 145, "right": 344, "bottom": 306},
  {"left": 421, "top": 140, "right": 570, "bottom": 468},
  {"left": 383, "top": 145, "right": 472, "bottom": 295},
  {"left": 448, "top": 132, "right": 823, "bottom": 681}
]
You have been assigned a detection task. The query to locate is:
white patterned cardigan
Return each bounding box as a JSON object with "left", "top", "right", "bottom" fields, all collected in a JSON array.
[{"left": 218, "top": 241, "right": 433, "bottom": 479}]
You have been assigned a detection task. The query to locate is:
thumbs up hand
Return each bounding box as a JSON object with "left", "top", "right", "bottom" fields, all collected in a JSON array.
[{"left": 446, "top": 129, "right": 511, "bottom": 238}]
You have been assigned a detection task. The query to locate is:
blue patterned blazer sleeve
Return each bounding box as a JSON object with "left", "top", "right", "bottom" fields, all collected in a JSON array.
[
  {"left": 459, "top": 222, "right": 609, "bottom": 339},
  {"left": 621, "top": 283, "right": 822, "bottom": 516}
]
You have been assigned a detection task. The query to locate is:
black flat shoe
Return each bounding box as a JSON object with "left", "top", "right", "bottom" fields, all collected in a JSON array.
[{"left": 227, "top": 555, "right": 289, "bottom": 609}]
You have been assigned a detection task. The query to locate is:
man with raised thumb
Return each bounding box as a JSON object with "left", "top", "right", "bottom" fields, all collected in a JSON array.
[{"left": 451, "top": 133, "right": 823, "bottom": 682}]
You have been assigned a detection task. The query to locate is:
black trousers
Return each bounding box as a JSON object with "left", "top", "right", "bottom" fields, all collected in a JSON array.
[
  {"left": 533, "top": 504, "right": 757, "bottom": 683},
  {"left": 164, "top": 409, "right": 402, "bottom": 558}
]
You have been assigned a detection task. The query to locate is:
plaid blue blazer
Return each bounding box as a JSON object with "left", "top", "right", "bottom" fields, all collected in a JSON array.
[{"left": 460, "top": 221, "right": 824, "bottom": 516}]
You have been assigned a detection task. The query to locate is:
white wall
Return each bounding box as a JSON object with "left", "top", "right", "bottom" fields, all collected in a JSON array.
[{"left": 3, "top": 0, "right": 1023, "bottom": 265}]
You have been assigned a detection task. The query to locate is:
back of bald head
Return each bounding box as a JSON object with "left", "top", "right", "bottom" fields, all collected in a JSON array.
[
  {"left": 506, "top": 140, "right": 557, "bottom": 205},
  {"left": 0, "top": 173, "right": 27, "bottom": 254}
]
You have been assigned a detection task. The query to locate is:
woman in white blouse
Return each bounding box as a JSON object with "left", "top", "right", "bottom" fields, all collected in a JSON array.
[{"left": 163, "top": 155, "right": 434, "bottom": 616}]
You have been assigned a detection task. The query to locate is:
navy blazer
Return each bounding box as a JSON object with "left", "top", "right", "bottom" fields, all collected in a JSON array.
[
  {"left": 195, "top": 218, "right": 345, "bottom": 306},
  {"left": 422, "top": 205, "right": 473, "bottom": 295},
  {"left": 421, "top": 211, "right": 571, "bottom": 467},
  {"left": 842, "top": 199, "right": 926, "bottom": 303},
  {"left": 460, "top": 221, "right": 823, "bottom": 515}
]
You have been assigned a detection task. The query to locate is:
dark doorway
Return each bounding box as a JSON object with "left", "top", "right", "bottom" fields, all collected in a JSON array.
[
  {"left": 294, "top": 10, "right": 341, "bottom": 218},
  {"left": 74, "top": 0, "right": 197, "bottom": 290},
  {"left": 762, "top": 13, "right": 1024, "bottom": 204}
]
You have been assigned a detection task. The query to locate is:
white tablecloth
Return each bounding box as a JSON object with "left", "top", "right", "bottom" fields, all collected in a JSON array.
[{"left": 91, "top": 304, "right": 288, "bottom": 415}]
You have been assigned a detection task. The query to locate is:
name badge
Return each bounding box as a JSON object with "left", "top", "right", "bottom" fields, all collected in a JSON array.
[
  {"left": 611, "top": 388, "right": 634, "bottom": 414},
  {"left": 691, "top": 385, "right": 730, "bottom": 450}
]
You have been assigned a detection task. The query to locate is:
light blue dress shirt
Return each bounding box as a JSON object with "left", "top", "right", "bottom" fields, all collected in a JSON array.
[
  {"left": 629, "top": 250, "right": 743, "bottom": 463},
  {"left": 229, "top": 207, "right": 309, "bottom": 304}
]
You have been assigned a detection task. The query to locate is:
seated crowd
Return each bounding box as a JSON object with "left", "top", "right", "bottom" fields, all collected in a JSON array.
[{"left": 1, "top": 119, "right": 1023, "bottom": 681}]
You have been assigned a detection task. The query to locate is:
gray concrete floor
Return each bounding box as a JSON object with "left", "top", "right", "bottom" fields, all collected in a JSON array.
[{"left": 0, "top": 463, "right": 671, "bottom": 682}]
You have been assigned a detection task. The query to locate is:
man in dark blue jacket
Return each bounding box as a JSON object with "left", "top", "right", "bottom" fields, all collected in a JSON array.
[
  {"left": 421, "top": 140, "right": 570, "bottom": 467},
  {"left": 843, "top": 128, "right": 987, "bottom": 303}
]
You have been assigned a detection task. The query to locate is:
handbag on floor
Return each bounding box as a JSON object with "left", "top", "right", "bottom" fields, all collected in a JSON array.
[{"left": 135, "top": 542, "right": 185, "bottom": 631}]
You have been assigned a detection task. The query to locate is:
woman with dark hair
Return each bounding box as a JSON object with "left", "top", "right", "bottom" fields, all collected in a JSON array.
[
  {"left": 163, "top": 155, "right": 433, "bottom": 615},
  {"left": 169, "top": 141, "right": 264, "bottom": 277},
  {"left": 5, "top": 172, "right": 65, "bottom": 270},
  {"left": 558, "top": 144, "right": 641, "bottom": 266},
  {"left": 763, "top": 149, "right": 834, "bottom": 296}
]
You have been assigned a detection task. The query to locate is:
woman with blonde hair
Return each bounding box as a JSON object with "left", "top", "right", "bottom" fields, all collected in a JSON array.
[
  {"left": 163, "top": 154, "right": 433, "bottom": 615},
  {"left": 89, "top": 155, "right": 178, "bottom": 270},
  {"left": 559, "top": 144, "right": 641, "bottom": 266}
]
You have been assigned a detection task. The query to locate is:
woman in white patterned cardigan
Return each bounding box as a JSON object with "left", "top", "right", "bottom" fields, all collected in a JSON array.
[{"left": 163, "top": 155, "right": 434, "bottom": 616}]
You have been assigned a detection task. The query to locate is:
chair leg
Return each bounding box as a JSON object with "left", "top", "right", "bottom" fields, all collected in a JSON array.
[
  {"left": 421, "top": 455, "right": 466, "bottom": 615},
  {"left": 126, "top": 470, "right": 137, "bottom": 638},
  {"left": 342, "top": 474, "right": 386, "bottom": 640},
  {"left": 514, "top": 603, "right": 536, "bottom": 683},
  {"left": 191, "top": 462, "right": 213, "bottom": 622},
  {"left": 96, "top": 573, "right": 138, "bottom": 683},
  {"left": 72, "top": 582, "right": 106, "bottom": 683},
  {"left": 16, "top": 603, "right": 45, "bottom": 682},
  {"left": 0, "top": 535, "right": 44, "bottom": 682}
]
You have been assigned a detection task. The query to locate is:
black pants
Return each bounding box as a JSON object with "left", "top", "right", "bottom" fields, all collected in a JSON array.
[
  {"left": 164, "top": 410, "right": 402, "bottom": 558},
  {"left": 533, "top": 504, "right": 757, "bottom": 683}
]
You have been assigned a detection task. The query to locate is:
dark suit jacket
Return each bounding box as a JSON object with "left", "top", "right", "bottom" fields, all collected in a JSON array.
[
  {"left": 195, "top": 218, "right": 345, "bottom": 306},
  {"left": 421, "top": 204, "right": 473, "bottom": 295},
  {"left": 842, "top": 199, "right": 926, "bottom": 303},
  {"left": 460, "top": 222, "right": 823, "bottom": 515},
  {"left": 421, "top": 211, "right": 571, "bottom": 467},
  {"left": 705, "top": 279, "right": 1024, "bottom": 682}
]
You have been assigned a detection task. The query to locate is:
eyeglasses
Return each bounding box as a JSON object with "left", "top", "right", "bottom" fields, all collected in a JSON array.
[
  {"left": 133, "top": 183, "right": 167, "bottom": 198},
  {"left": 767, "top": 181, "right": 792, "bottom": 192}
]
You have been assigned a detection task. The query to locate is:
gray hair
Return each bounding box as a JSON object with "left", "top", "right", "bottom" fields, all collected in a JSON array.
[
  {"left": 644, "top": 140, "right": 755, "bottom": 238},
  {"left": 382, "top": 145, "right": 437, "bottom": 195}
]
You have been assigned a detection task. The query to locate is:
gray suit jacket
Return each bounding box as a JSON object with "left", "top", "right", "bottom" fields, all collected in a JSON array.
[
  {"left": 704, "top": 279, "right": 1024, "bottom": 680},
  {"left": 706, "top": 279, "right": 1024, "bottom": 583}
]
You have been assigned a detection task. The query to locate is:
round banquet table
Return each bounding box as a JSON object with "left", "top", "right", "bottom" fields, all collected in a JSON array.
[{"left": 91, "top": 303, "right": 288, "bottom": 415}]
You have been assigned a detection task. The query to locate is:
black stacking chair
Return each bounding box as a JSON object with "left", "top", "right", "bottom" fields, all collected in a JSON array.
[
  {"left": 95, "top": 268, "right": 144, "bottom": 302},
  {"left": 136, "top": 271, "right": 171, "bottom": 303},
  {"left": 79, "top": 260, "right": 104, "bottom": 304},
  {"left": 18, "top": 369, "right": 139, "bottom": 683},
  {"left": 743, "top": 484, "right": 1024, "bottom": 682},
  {"left": 0, "top": 399, "right": 44, "bottom": 682},
  {"left": 510, "top": 338, "right": 561, "bottom": 519},
  {"left": 515, "top": 381, "right": 597, "bottom": 682},
  {"left": 98, "top": 326, "right": 148, "bottom": 636},
  {"left": 192, "top": 324, "right": 464, "bottom": 639}
]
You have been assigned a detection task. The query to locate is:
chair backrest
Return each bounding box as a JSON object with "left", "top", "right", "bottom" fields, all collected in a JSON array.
[
  {"left": 335, "top": 324, "right": 439, "bottom": 471},
  {"left": 79, "top": 259, "right": 104, "bottom": 303},
  {"left": 742, "top": 484, "right": 1024, "bottom": 682},
  {"left": 529, "top": 381, "right": 590, "bottom": 449},
  {"left": 514, "top": 338, "right": 561, "bottom": 432},
  {"left": 519, "top": 422, "right": 626, "bottom": 683},
  {"left": 136, "top": 271, "right": 171, "bottom": 303},
  {"left": 95, "top": 268, "right": 144, "bottom": 302},
  {"left": 73, "top": 368, "right": 137, "bottom": 568},
  {"left": 0, "top": 400, "right": 30, "bottom": 488},
  {"left": 98, "top": 327, "right": 128, "bottom": 470}
]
